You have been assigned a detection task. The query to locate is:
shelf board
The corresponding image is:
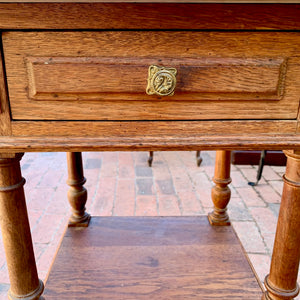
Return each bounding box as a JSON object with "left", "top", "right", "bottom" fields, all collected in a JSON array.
[{"left": 44, "top": 216, "right": 263, "bottom": 299}]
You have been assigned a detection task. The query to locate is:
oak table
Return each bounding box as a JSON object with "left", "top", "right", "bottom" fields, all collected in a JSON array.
[{"left": 1, "top": 1, "right": 300, "bottom": 299}]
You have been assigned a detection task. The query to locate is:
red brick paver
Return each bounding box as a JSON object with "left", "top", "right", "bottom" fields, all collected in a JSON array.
[{"left": 0, "top": 151, "right": 298, "bottom": 299}]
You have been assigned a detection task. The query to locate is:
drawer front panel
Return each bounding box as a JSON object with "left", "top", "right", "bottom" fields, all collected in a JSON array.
[
  {"left": 3, "top": 31, "right": 300, "bottom": 121},
  {"left": 26, "top": 56, "right": 285, "bottom": 101}
]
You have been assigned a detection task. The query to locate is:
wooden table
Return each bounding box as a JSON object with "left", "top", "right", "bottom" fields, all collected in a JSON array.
[{"left": 1, "top": 1, "right": 300, "bottom": 299}]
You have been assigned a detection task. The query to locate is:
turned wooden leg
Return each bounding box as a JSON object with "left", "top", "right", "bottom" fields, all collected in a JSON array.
[
  {"left": 0, "top": 153, "right": 44, "bottom": 300},
  {"left": 67, "top": 152, "right": 91, "bottom": 227},
  {"left": 208, "top": 150, "right": 231, "bottom": 226},
  {"left": 263, "top": 150, "right": 300, "bottom": 300}
]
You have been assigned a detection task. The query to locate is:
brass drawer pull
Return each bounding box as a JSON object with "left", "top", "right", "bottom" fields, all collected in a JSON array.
[{"left": 146, "top": 65, "right": 177, "bottom": 96}]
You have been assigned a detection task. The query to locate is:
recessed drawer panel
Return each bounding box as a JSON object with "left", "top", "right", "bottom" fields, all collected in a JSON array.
[
  {"left": 26, "top": 56, "right": 285, "bottom": 101},
  {"left": 3, "top": 31, "right": 300, "bottom": 120}
]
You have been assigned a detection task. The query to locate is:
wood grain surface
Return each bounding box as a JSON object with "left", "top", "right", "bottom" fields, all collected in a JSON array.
[
  {"left": 0, "top": 154, "right": 44, "bottom": 299},
  {"left": 263, "top": 151, "right": 300, "bottom": 299},
  {"left": 0, "top": 49, "right": 11, "bottom": 135},
  {"left": 11, "top": 120, "right": 297, "bottom": 137},
  {"left": 0, "top": 0, "right": 300, "bottom": 2},
  {"left": 1, "top": 134, "right": 300, "bottom": 152},
  {"left": 0, "top": 3, "right": 300, "bottom": 33},
  {"left": 0, "top": 3, "right": 300, "bottom": 300},
  {"left": 26, "top": 56, "right": 285, "bottom": 101},
  {"left": 209, "top": 151, "right": 232, "bottom": 225},
  {"left": 3, "top": 31, "right": 300, "bottom": 121},
  {"left": 44, "top": 216, "right": 262, "bottom": 299},
  {"left": 67, "top": 152, "right": 91, "bottom": 227}
]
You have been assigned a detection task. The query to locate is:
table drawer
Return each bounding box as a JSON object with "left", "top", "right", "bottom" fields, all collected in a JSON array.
[{"left": 3, "top": 31, "right": 300, "bottom": 121}]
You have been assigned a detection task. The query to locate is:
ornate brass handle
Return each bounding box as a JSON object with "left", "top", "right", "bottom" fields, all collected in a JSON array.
[{"left": 146, "top": 65, "right": 177, "bottom": 96}]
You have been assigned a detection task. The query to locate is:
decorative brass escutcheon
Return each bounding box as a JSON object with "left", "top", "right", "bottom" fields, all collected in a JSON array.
[{"left": 146, "top": 65, "right": 177, "bottom": 96}]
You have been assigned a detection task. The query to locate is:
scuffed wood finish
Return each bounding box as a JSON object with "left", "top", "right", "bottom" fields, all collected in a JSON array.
[
  {"left": 2, "top": 135, "right": 300, "bottom": 152},
  {"left": 3, "top": 32, "right": 300, "bottom": 121},
  {"left": 0, "top": 153, "right": 44, "bottom": 300},
  {"left": 263, "top": 150, "right": 300, "bottom": 300},
  {"left": 44, "top": 217, "right": 263, "bottom": 299},
  {"left": 0, "top": 47, "right": 11, "bottom": 136},
  {"left": 208, "top": 151, "right": 231, "bottom": 225},
  {"left": 67, "top": 152, "right": 91, "bottom": 227},
  {"left": 11, "top": 120, "right": 298, "bottom": 137},
  {"left": 0, "top": 4, "right": 300, "bottom": 30}
]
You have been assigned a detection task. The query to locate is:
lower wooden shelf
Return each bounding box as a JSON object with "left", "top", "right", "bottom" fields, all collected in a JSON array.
[{"left": 44, "top": 216, "right": 263, "bottom": 299}]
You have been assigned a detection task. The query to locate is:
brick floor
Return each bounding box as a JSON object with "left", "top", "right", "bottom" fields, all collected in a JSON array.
[{"left": 0, "top": 151, "right": 299, "bottom": 299}]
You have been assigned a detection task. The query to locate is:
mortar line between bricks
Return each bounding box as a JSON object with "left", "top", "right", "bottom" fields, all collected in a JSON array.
[
  {"left": 33, "top": 243, "right": 47, "bottom": 262},
  {"left": 172, "top": 152, "right": 183, "bottom": 215},
  {"left": 132, "top": 152, "right": 137, "bottom": 217},
  {"left": 88, "top": 153, "right": 104, "bottom": 215},
  {"left": 252, "top": 186, "right": 270, "bottom": 207},
  {"left": 201, "top": 159, "right": 214, "bottom": 188},
  {"left": 157, "top": 151, "right": 172, "bottom": 215},
  {"left": 27, "top": 172, "right": 62, "bottom": 226},
  {"left": 35, "top": 214, "right": 69, "bottom": 269},
  {"left": 28, "top": 200, "right": 52, "bottom": 234},
  {"left": 174, "top": 151, "right": 191, "bottom": 215},
  {"left": 31, "top": 160, "right": 69, "bottom": 241},
  {"left": 111, "top": 152, "right": 119, "bottom": 216},
  {"left": 179, "top": 151, "right": 206, "bottom": 214},
  {"left": 229, "top": 184, "right": 238, "bottom": 201},
  {"left": 27, "top": 208, "right": 45, "bottom": 233},
  {"left": 267, "top": 179, "right": 284, "bottom": 194},
  {"left": 243, "top": 206, "right": 272, "bottom": 255},
  {"left": 256, "top": 180, "right": 283, "bottom": 199},
  {"left": 111, "top": 172, "right": 118, "bottom": 217},
  {"left": 230, "top": 172, "right": 271, "bottom": 255},
  {"left": 233, "top": 165, "right": 268, "bottom": 208},
  {"left": 133, "top": 152, "right": 137, "bottom": 216},
  {"left": 37, "top": 162, "right": 62, "bottom": 190},
  {"left": 235, "top": 167, "right": 280, "bottom": 255},
  {"left": 264, "top": 176, "right": 283, "bottom": 192},
  {"left": 24, "top": 183, "right": 56, "bottom": 233},
  {"left": 161, "top": 152, "right": 181, "bottom": 215},
  {"left": 152, "top": 152, "right": 160, "bottom": 216},
  {"left": 247, "top": 251, "right": 271, "bottom": 256},
  {"left": 232, "top": 221, "right": 269, "bottom": 256},
  {"left": 25, "top": 155, "right": 47, "bottom": 188},
  {"left": 0, "top": 262, "right": 6, "bottom": 272},
  {"left": 235, "top": 165, "right": 255, "bottom": 185},
  {"left": 44, "top": 214, "right": 68, "bottom": 245},
  {"left": 196, "top": 165, "right": 215, "bottom": 213},
  {"left": 257, "top": 225, "right": 275, "bottom": 256},
  {"left": 154, "top": 176, "right": 159, "bottom": 216}
]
